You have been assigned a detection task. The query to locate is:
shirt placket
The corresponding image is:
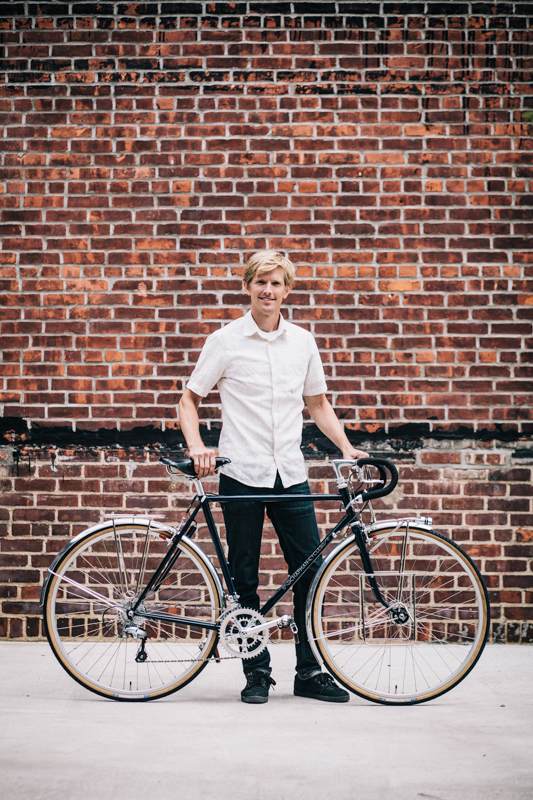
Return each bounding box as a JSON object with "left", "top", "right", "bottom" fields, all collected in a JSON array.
[{"left": 266, "top": 334, "right": 282, "bottom": 481}]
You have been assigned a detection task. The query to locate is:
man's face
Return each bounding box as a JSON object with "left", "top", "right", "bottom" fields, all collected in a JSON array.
[{"left": 244, "top": 266, "right": 291, "bottom": 319}]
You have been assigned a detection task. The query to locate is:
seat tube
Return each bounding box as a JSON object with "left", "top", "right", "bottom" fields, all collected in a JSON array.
[{"left": 201, "top": 498, "right": 236, "bottom": 595}]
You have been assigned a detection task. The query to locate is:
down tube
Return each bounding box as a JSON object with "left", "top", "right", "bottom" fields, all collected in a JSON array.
[{"left": 260, "top": 514, "right": 351, "bottom": 617}]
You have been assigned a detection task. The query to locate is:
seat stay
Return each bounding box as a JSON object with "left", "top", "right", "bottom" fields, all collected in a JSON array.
[{"left": 131, "top": 499, "right": 204, "bottom": 612}]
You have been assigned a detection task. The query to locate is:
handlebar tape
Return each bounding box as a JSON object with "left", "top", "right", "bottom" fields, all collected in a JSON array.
[{"left": 355, "top": 457, "right": 399, "bottom": 502}]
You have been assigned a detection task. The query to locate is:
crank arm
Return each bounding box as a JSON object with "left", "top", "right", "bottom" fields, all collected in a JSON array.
[{"left": 241, "top": 614, "right": 293, "bottom": 637}]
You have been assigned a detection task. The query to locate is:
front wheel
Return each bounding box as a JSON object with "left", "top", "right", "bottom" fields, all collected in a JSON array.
[
  {"left": 43, "top": 521, "right": 223, "bottom": 701},
  {"left": 308, "top": 525, "right": 490, "bottom": 705}
]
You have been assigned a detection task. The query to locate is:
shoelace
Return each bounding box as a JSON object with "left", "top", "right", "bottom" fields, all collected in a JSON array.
[
  {"left": 309, "top": 673, "right": 334, "bottom": 687},
  {"left": 246, "top": 673, "right": 276, "bottom": 689}
]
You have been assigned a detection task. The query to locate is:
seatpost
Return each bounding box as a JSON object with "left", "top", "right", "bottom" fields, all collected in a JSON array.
[{"left": 193, "top": 477, "right": 205, "bottom": 498}]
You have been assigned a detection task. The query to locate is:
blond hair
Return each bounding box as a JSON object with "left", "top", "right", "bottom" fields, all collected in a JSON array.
[{"left": 243, "top": 250, "right": 295, "bottom": 287}]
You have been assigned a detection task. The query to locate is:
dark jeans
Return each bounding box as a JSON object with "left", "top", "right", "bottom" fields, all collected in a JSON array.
[{"left": 219, "top": 471, "right": 322, "bottom": 677}]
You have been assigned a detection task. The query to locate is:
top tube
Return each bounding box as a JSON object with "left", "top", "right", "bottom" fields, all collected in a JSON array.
[
  {"left": 205, "top": 493, "right": 342, "bottom": 503},
  {"left": 160, "top": 455, "right": 398, "bottom": 504}
]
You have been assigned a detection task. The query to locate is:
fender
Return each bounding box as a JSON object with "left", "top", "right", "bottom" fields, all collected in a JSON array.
[{"left": 40, "top": 515, "right": 224, "bottom": 613}]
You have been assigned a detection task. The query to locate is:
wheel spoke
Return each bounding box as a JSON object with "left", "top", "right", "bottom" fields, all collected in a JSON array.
[
  {"left": 312, "top": 527, "right": 488, "bottom": 704},
  {"left": 49, "top": 570, "right": 119, "bottom": 609},
  {"left": 44, "top": 524, "right": 220, "bottom": 700}
]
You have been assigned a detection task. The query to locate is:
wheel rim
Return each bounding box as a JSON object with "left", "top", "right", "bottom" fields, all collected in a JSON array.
[
  {"left": 45, "top": 525, "right": 221, "bottom": 699},
  {"left": 312, "top": 528, "right": 489, "bottom": 704}
]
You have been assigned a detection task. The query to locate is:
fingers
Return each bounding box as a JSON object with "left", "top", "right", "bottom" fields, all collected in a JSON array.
[
  {"left": 190, "top": 447, "right": 216, "bottom": 479},
  {"left": 343, "top": 448, "right": 370, "bottom": 460}
]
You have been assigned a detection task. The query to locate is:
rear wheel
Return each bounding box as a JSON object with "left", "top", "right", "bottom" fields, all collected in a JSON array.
[
  {"left": 309, "top": 525, "right": 489, "bottom": 705},
  {"left": 43, "top": 522, "right": 222, "bottom": 701}
]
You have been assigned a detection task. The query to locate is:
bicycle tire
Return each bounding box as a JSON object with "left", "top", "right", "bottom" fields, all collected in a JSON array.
[
  {"left": 307, "top": 524, "right": 490, "bottom": 705},
  {"left": 43, "top": 521, "right": 223, "bottom": 701}
]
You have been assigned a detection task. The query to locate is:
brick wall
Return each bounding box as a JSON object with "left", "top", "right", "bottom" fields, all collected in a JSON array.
[
  {"left": 1, "top": 3, "right": 532, "bottom": 640},
  {"left": 1, "top": 444, "right": 532, "bottom": 642}
]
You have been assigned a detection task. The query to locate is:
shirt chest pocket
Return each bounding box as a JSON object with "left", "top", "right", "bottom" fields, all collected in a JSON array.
[
  {"left": 227, "top": 358, "right": 270, "bottom": 394},
  {"left": 276, "top": 359, "right": 306, "bottom": 394},
  {"left": 228, "top": 355, "right": 306, "bottom": 395}
]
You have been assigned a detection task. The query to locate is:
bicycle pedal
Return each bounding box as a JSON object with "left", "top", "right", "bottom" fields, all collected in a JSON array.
[{"left": 290, "top": 620, "right": 300, "bottom": 644}]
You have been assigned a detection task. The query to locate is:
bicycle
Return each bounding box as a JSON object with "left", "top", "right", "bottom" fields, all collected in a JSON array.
[{"left": 41, "top": 455, "right": 490, "bottom": 705}]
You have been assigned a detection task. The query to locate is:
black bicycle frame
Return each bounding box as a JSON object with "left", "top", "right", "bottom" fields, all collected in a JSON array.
[{"left": 132, "top": 488, "right": 389, "bottom": 631}]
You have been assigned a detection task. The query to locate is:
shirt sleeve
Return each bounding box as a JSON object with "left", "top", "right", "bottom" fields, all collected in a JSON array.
[
  {"left": 186, "top": 332, "right": 226, "bottom": 398},
  {"left": 303, "top": 336, "right": 328, "bottom": 396}
]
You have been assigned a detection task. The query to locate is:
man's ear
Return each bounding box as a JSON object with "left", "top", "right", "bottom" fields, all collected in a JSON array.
[
  {"left": 243, "top": 280, "right": 251, "bottom": 296},
  {"left": 283, "top": 284, "right": 292, "bottom": 300}
]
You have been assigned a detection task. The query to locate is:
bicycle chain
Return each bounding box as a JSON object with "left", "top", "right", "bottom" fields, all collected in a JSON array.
[
  {"left": 137, "top": 638, "right": 287, "bottom": 664},
  {"left": 139, "top": 654, "right": 240, "bottom": 664}
]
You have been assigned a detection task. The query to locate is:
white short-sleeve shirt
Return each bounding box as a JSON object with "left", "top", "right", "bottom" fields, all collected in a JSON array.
[{"left": 186, "top": 311, "right": 327, "bottom": 488}]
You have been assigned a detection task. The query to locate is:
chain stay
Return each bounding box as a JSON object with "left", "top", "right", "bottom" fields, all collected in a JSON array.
[{"left": 135, "top": 613, "right": 292, "bottom": 664}]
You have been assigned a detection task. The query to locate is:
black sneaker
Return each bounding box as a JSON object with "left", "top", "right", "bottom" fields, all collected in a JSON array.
[
  {"left": 294, "top": 672, "right": 350, "bottom": 703},
  {"left": 241, "top": 671, "right": 276, "bottom": 704}
]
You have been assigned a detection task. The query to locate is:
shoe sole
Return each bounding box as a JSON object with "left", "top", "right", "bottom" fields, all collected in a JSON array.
[
  {"left": 241, "top": 695, "right": 269, "bottom": 704},
  {"left": 294, "top": 690, "right": 350, "bottom": 703}
]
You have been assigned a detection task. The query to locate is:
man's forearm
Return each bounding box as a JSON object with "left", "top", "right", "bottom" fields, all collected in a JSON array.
[
  {"left": 305, "top": 394, "right": 368, "bottom": 459},
  {"left": 179, "top": 395, "right": 204, "bottom": 449},
  {"left": 310, "top": 401, "right": 351, "bottom": 452},
  {"left": 179, "top": 389, "right": 217, "bottom": 477}
]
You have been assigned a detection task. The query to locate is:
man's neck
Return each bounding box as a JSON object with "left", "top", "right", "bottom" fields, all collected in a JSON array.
[{"left": 250, "top": 309, "right": 280, "bottom": 333}]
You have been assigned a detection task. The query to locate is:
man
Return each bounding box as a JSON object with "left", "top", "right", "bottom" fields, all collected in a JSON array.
[{"left": 179, "top": 250, "right": 367, "bottom": 704}]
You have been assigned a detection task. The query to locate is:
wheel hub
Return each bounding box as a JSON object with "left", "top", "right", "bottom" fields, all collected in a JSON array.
[
  {"left": 107, "top": 599, "right": 148, "bottom": 639},
  {"left": 389, "top": 604, "right": 411, "bottom": 626}
]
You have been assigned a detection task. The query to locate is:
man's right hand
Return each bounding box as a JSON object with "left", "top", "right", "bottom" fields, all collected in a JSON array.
[{"left": 188, "top": 445, "right": 217, "bottom": 479}]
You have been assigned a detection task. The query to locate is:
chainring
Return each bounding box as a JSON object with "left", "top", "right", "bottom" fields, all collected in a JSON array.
[{"left": 218, "top": 607, "right": 269, "bottom": 659}]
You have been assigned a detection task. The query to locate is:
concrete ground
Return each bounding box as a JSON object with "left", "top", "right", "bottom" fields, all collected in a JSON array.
[{"left": 0, "top": 642, "right": 531, "bottom": 800}]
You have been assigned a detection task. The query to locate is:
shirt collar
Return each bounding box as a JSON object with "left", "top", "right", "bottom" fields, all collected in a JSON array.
[{"left": 242, "top": 310, "right": 291, "bottom": 340}]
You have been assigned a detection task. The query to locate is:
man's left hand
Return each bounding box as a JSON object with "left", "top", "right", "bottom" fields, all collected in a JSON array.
[{"left": 342, "top": 447, "right": 369, "bottom": 461}]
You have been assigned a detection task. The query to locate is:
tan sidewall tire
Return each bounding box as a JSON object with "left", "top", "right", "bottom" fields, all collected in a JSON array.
[
  {"left": 310, "top": 526, "right": 490, "bottom": 705},
  {"left": 43, "top": 523, "right": 222, "bottom": 701}
]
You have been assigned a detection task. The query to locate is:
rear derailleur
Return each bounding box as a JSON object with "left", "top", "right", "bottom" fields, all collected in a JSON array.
[{"left": 123, "top": 624, "right": 148, "bottom": 663}]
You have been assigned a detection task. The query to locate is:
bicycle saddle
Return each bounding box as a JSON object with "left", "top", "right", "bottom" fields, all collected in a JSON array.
[{"left": 160, "top": 455, "right": 230, "bottom": 477}]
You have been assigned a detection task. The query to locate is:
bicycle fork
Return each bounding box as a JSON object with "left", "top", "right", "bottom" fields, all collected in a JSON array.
[{"left": 351, "top": 522, "right": 390, "bottom": 611}]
